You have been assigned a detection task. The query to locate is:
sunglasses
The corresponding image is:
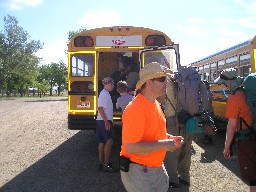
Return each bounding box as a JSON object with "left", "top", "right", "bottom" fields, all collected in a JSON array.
[{"left": 152, "top": 76, "right": 167, "bottom": 82}]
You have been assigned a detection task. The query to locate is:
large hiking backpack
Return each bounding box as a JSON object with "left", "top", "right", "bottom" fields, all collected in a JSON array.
[
  {"left": 165, "top": 67, "right": 215, "bottom": 134},
  {"left": 243, "top": 73, "right": 256, "bottom": 131},
  {"left": 174, "top": 66, "right": 210, "bottom": 116}
]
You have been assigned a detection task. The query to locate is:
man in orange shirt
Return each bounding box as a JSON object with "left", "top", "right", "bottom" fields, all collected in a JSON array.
[
  {"left": 120, "top": 62, "right": 184, "bottom": 192},
  {"left": 215, "top": 68, "right": 256, "bottom": 191}
]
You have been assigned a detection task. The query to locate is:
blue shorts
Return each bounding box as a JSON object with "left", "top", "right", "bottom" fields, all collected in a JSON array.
[{"left": 96, "top": 120, "right": 114, "bottom": 143}]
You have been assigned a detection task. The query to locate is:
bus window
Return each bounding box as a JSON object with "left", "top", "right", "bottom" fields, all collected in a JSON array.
[
  {"left": 203, "top": 64, "right": 209, "bottom": 81},
  {"left": 240, "top": 53, "right": 250, "bottom": 66},
  {"left": 226, "top": 56, "right": 237, "bottom": 67},
  {"left": 217, "top": 59, "right": 225, "bottom": 75},
  {"left": 198, "top": 66, "right": 204, "bottom": 80},
  {"left": 210, "top": 62, "right": 216, "bottom": 82},
  {"left": 143, "top": 50, "right": 172, "bottom": 69},
  {"left": 71, "top": 54, "right": 94, "bottom": 77},
  {"left": 140, "top": 44, "right": 180, "bottom": 71},
  {"left": 241, "top": 65, "right": 251, "bottom": 77}
]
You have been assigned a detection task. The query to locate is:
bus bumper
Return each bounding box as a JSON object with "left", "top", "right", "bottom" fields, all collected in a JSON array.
[
  {"left": 68, "top": 114, "right": 96, "bottom": 130},
  {"left": 68, "top": 114, "right": 122, "bottom": 130}
]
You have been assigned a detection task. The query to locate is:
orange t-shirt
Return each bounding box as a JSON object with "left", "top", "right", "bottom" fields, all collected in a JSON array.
[
  {"left": 225, "top": 90, "right": 253, "bottom": 131},
  {"left": 120, "top": 94, "right": 167, "bottom": 168}
]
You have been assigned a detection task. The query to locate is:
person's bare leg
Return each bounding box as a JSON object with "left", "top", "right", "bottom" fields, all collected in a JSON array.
[
  {"left": 104, "top": 138, "right": 113, "bottom": 165},
  {"left": 98, "top": 143, "right": 105, "bottom": 164}
]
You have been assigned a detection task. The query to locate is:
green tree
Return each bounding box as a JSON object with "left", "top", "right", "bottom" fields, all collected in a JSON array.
[
  {"left": 36, "top": 78, "right": 50, "bottom": 97},
  {"left": 0, "top": 15, "right": 43, "bottom": 96},
  {"left": 67, "top": 28, "right": 86, "bottom": 41},
  {"left": 37, "top": 62, "right": 67, "bottom": 96},
  {"left": 36, "top": 65, "right": 48, "bottom": 96},
  {"left": 37, "top": 64, "right": 53, "bottom": 95},
  {"left": 0, "top": 30, "right": 6, "bottom": 96},
  {"left": 51, "top": 61, "right": 67, "bottom": 96}
]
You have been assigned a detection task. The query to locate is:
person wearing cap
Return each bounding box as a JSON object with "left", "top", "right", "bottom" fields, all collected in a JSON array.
[
  {"left": 120, "top": 62, "right": 184, "bottom": 192},
  {"left": 214, "top": 68, "right": 256, "bottom": 191},
  {"left": 96, "top": 77, "right": 116, "bottom": 173}
]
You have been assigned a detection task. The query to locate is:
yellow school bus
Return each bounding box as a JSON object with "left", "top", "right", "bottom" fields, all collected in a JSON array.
[
  {"left": 67, "top": 26, "right": 180, "bottom": 130},
  {"left": 190, "top": 35, "right": 256, "bottom": 122}
]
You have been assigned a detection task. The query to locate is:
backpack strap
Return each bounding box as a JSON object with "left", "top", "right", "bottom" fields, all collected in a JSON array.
[
  {"left": 240, "top": 117, "right": 253, "bottom": 131},
  {"left": 239, "top": 117, "right": 256, "bottom": 141},
  {"left": 165, "top": 94, "right": 177, "bottom": 113},
  {"left": 222, "top": 88, "right": 228, "bottom": 98}
]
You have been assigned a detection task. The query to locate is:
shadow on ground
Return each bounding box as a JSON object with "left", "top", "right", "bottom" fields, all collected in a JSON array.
[
  {"left": 0, "top": 129, "right": 125, "bottom": 192},
  {"left": 24, "top": 98, "right": 68, "bottom": 102},
  {"left": 193, "top": 128, "right": 241, "bottom": 179}
]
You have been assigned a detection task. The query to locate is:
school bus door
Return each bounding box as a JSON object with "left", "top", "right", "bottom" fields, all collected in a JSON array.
[{"left": 68, "top": 51, "right": 98, "bottom": 130}]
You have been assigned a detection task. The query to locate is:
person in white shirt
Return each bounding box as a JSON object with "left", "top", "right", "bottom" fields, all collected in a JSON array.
[{"left": 96, "top": 77, "right": 115, "bottom": 172}]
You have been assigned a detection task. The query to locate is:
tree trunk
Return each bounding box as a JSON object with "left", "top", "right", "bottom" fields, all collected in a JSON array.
[
  {"left": 50, "top": 82, "right": 53, "bottom": 96},
  {"left": 58, "top": 86, "right": 60, "bottom": 96}
]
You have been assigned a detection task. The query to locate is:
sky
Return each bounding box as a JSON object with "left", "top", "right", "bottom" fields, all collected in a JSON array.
[{"left": 0, "top": 0, "right": 255, "bottom": 66}]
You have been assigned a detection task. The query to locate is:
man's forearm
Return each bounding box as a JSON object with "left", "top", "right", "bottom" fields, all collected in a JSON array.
[
  {"left": 125, "top": 140, "right": 168, "bottom": 154},
  {"left": 225, "top": 127, "right": 235, "bottom": 148},
  {"left": 225, "top": 119, "right": 237, "bottom": 149}
]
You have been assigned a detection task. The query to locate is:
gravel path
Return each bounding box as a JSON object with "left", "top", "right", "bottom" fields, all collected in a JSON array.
[{"left": 0, "top": 97, "right": 249, "bottom": 192}]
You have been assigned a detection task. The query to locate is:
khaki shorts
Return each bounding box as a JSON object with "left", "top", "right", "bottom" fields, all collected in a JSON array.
[{"left": 121, "top": 163, "right": 169, "bottom": 192}]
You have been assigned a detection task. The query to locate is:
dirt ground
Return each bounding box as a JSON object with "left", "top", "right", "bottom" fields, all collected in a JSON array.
[{"left": 0, "top": 97, "right": 249, "bottom": 192}]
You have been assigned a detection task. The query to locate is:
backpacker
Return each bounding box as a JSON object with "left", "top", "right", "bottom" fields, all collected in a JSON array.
[
  {"left": 243, "top": 73, "right": 256, "bottom": 131},
  {"left": 174, "top": 66, "right": 210, "bottom": 116}
]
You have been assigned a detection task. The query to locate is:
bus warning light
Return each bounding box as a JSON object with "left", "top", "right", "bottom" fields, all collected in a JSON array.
[
  {"left": 74, "top": 36, "right": 94, "bottom": 47},
  {"left": 145, "top": 35, "right": 166, "bottom": 46}
]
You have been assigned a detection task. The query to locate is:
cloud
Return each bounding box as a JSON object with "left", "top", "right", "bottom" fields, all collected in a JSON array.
[
  {"left": 1, "top": 0, "right": 43, "bottom": 10},
  {"left": 35, "top": 39, "right": 68, "bottom": 65},
  {"left": 78, "top": 10, "right": 121, "bottom": 29}
]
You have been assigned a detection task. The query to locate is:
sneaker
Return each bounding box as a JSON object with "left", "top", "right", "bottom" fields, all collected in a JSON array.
[
  {"left": 169, "top": 181, "right": 179, "bottom": 188},
  {"left": 179, "top": 177, "right": 190, "bottom": 186},
  {"left": 102, "top": 164, "right": 115, "bottom": 173},
  {"left": 108, "top": 162, "right": 113, "bottom": 167},
  {"left": 99, "top": 162, "right": 112, "bottom": 171}
]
